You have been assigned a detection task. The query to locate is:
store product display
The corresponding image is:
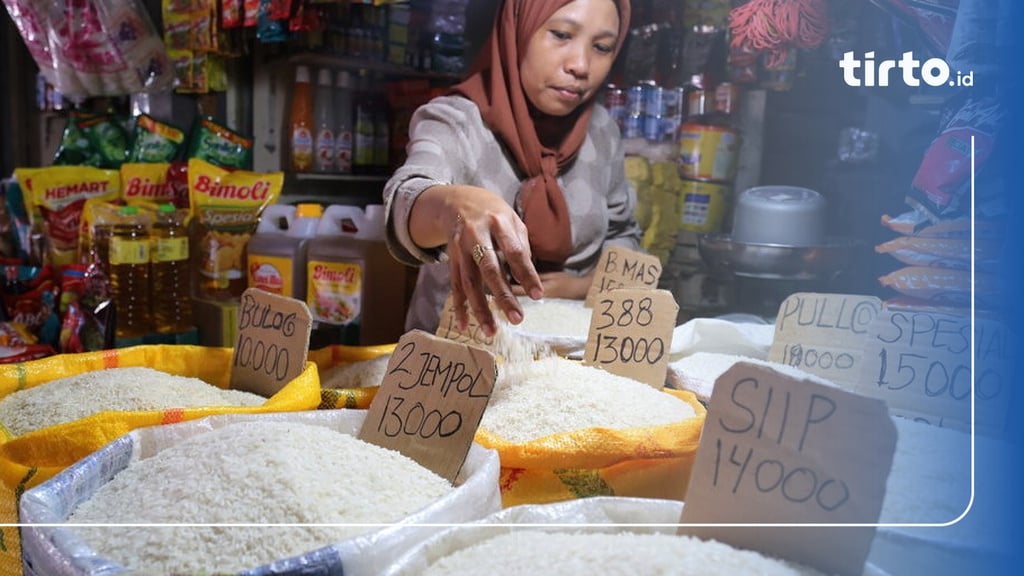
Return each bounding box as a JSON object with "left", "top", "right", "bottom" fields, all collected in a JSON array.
[{"left": 0, "top": 366, "right": 263, "bottom": 436}]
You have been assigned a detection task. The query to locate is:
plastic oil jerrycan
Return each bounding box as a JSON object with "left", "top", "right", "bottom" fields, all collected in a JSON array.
[
  {"left": 246, "top": 203, "right": 323, "bottom": 299},
  {"left": 306, "top": 204, "right": 410, "bottom": 347}
]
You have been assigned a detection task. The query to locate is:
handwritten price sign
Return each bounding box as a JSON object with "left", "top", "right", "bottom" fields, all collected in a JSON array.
[
  {"left": 583, "top": 288, "right": 676, "bottom": 387},
  {"left": 769, "top": 293, "right": 881, "bottom": 390},
  {"left": 857, "top": 309, "right": 1012, "bottom": 436},
  {"left": 584, "top": 245, "right": 663, "bottom": 307},
  {"left": 436, "top": 293, "right": 495, "bottom": 348},
  {"left": 230, "top": 288, "right": 313, "bottom": 397},
  {"left": 358, "top": 330, "right": 496, "bottom": 483},
  {"left": 680, "top": 362, "right": 895, "bottom": 576}
]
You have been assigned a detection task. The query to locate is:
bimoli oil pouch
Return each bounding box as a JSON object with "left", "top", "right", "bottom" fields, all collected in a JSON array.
[
  {"left": 15, "top": 167, "right": 120, "bottom": 267},
  {"left": 120, "top": 162, "right": 174, "bottom": 205},
  {"left": 188, "top": 158, "right": 282, "bottom": 300}
]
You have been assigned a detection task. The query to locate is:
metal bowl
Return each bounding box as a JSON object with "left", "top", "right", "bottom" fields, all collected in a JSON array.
[{"left": 697, "top": 233, "right": 863, "bottom": 280}]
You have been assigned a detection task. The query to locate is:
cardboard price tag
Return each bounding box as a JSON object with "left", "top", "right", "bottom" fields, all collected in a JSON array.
[
  {"left": 436, "top": 293, "right": 495, "bottom": 348},
  {"left": 358, "top": 329, "right": 496, "bottom": 483},
  {"left": 769, "top": 293, "right": 881, "bottom": 390},
  {"left": 680, "top": 362, "right": 896, "bottom": 576},
  {"left": 582, "top": 288, "right": 677, "bottom": 388},
  {"left": 857, "top": 309, "right": 1012, "bottom": 436},
  {"left": 230, "top": 288, "right": 312, "bottom": 397},
  {"left": 584, "top": 245, "right": 662, "bottom": 307}
]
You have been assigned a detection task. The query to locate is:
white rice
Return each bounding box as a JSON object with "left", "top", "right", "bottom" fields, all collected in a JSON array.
[
  {"left": 419, "top": 531, "right": 822, "bottom": 575},
  {"left": 516, "top": 298, "right": 593, "bottom": 338},
  {"left": 320, "top": 354, "right": 392, "bottom": 389},
  {"left": 480, "top": 357, "right": 696, "bottom": 443},
  {"left": 881, "top": 416, "right": 971, "bottom": 528},
  {"left": 68, "top": 420, "right": 453, "bottom": 574},
  {"left": 0, "top": 367, "right": 265, "bottom": 436},
  {"left": 667, "top": 352, "right": 837, "bottom": 401}
]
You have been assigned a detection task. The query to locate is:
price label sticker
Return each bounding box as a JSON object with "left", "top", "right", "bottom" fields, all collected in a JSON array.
[
  {"left": 769, "top": 293, "right": 882, "bottom": 390},
  {"left": 436, "top": 293, "right": 495, "bottom": 348},
  {"left": 358, "top": 329, "right": 496, "bottom": 483},
  {"left": 680, "top": 362, "right": 896, "bottom": 576},
  {"left": 230, "top": 288, "right": 313, "bottom": 397},
  {"left": 584, "top": 245, "right": 663, "bottom": 307},
  {"left": 582, "top": 288, "right": 677, "bottom": 388},
  {"left": 857, "top": 308, "right": 1012, "bottom": 436}
]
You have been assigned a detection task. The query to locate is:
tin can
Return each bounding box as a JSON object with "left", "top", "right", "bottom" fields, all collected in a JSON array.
[
  {"left": 626, "top": 85, "right": 645, "bottom": 116},
  {"left": 642, "top": 84, "right": 665, "bottom": 118},
  {"left": 604, "top": 85, "right": 627, "bottom": 130},
  {"left": 663, "top": 86, "right": 685, "bottom": 119},
  {"left": 677, "top": 123, "right": 742, "bottom": 182},
  {"left": 678, "top": 178, "right": 732, "bottom": 232},
  {"left": 714, "top": 82, "right": 738, "bottom": 116},
  {"left": 623, "top": 113, "right": 644, "bottom": 139},
  {"left": 643, "top": 115, "right": 663, "bottom": 141}
]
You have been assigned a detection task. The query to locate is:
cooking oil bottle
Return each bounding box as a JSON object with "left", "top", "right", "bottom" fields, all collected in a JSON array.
[
  {"left": 306, "top": 204, "right": 410, "bottom": 347},
  {"left": 247, "top": 203, "right": 322, "bottom": 299},
  {"left": 150, "top": 203, "right": 192, "bottom": 333},
  {"left": 110, "top": 205, "right": 151, "bottom": 338}
]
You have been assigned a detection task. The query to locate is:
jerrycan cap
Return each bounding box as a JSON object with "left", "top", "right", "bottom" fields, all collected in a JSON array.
[{"left": 295, "top": 203, "right": 323, "bottom": 218}]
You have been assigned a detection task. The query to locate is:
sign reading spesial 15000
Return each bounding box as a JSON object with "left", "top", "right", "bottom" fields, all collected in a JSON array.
[{"left": 839, "top": 51, "right": 974, "bottom": 88}]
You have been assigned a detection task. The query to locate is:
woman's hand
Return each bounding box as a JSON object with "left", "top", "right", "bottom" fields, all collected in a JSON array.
[
  {"left": 511, "top": 271, "right": 593, "bottom": 300},
  {"left": 408, "top": 185, "right": 545, "bottom": 336}
]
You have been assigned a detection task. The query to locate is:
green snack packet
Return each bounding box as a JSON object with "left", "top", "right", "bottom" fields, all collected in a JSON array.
[
  {"left": 186, "top": 116, "right": 254, "bottom": 170},
  {"left": 53, "top": 112, "right": 104, "bottom": 167},
  {"left": 128, "top": 114, "right": 186, "bottom": 163},
  {"left": 78, "top": 114, "right": 130, "bottom": 169}
]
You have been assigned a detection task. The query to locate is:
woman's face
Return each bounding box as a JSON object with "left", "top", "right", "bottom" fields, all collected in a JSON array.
[{"left": 520, "top": 0, "right": 621, "bottom": 117}]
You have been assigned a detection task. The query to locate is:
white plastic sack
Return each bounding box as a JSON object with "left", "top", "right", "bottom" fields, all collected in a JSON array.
[
  {"left": 382, "top": 497, "right": 899, "bottom": 576},
  {"left": 669, "top": 316, "right": 774, "bottom": 361},
  {"left": 19, "top": 410, "right": 502, "bottom": 576}
]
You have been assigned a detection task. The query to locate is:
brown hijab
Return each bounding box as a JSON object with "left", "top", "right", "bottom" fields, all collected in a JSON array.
[{"left": 451, "top": 0, "right": 631, "bottom": 269}]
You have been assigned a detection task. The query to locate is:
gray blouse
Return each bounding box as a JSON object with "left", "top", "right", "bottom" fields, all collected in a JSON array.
[{"left": 383, "top": 95, "right": 642, "bottom": 332}]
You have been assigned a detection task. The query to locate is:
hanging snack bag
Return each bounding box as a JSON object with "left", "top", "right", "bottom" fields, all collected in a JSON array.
[
  {"left": 188, "top": 158, "right": 282, "bottom": 300},
  {"left": 15, "top": 167, "right": 121, "bottom": 267},
  {"left": 187, "top": 117, "right": 254, "bottom": 170},
  {"left": 127, "top": 115, "right": 186, "bottom": 163}
]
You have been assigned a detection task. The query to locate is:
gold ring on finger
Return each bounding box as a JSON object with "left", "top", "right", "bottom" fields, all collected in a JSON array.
[{"left": 472, "top": 243, "right": 492, "bottom": 266}]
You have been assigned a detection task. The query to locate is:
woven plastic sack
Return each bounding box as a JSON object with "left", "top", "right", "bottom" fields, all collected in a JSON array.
[
  {"left": 309, "top": 344, "right": 394, "bottom": 409},
  {"left": 0, "top": 345, "right": 320, "bottom": 490},
  {"left": 19, "top": 410, "right": 501, "bottom": 576},
  {"left": 475, "top": 388, "right": 706, "bottom": 507}
]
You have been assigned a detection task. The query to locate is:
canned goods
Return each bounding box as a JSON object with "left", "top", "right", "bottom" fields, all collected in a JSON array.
[
  {"left": 677, "top": 123, "right": 741, "bottom": 182},
  {"left": 663, "top": 86, "right": 685, "bottom": 119},
  {"left": 714, "top": 82, "right": 738, "bottom": 116},
  {"left": 623, "top": 113, "right": 644, "bottom": 139},
  {"left": 678, "top": 179, "right": 732, "bottom": 232},
  {"left": 626, "top": 85, "right": 645, "bottom": 116},
  {"left": 643, "top": 115, "right": 663, "bottom": 141},
  {"left": 604, "top": 84, "right": 626, "bottom": 108},
  {"left": 642, "top": 84, "right": 666, "bottom": 118}
]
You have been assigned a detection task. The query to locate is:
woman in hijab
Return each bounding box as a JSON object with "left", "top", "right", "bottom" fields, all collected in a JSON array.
[{"left": 383, "top": 0, "right": 640, "bottom": 336}]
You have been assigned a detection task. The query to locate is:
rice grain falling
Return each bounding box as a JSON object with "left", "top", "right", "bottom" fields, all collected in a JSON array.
[
  {"left": 0, "top": 367, "right": 265, "bottom": 436},
  {"left": 68, "top": 421, "right": 453, "bottom": 575},
  {"left": 419, "top": 532, "right": 823, "bottom": 575},
  {"left": 480, "top": 357, "right": 695, "bottom": 443}
]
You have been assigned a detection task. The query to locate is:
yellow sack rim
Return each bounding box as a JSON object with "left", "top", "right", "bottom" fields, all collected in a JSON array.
[
  {"left": 311, "top": 343, "right": 395, "bottom": 410},
  {"left": 0, "top": 344, "right": 321, "bottom": 490},
  {"left": 475, "top": 388, "right": 706, "bottom": 469}
]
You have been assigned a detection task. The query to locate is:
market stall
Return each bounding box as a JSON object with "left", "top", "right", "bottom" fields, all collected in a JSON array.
[{"left": 0, "top": 0, "right": 1015, "bottom": 575}]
